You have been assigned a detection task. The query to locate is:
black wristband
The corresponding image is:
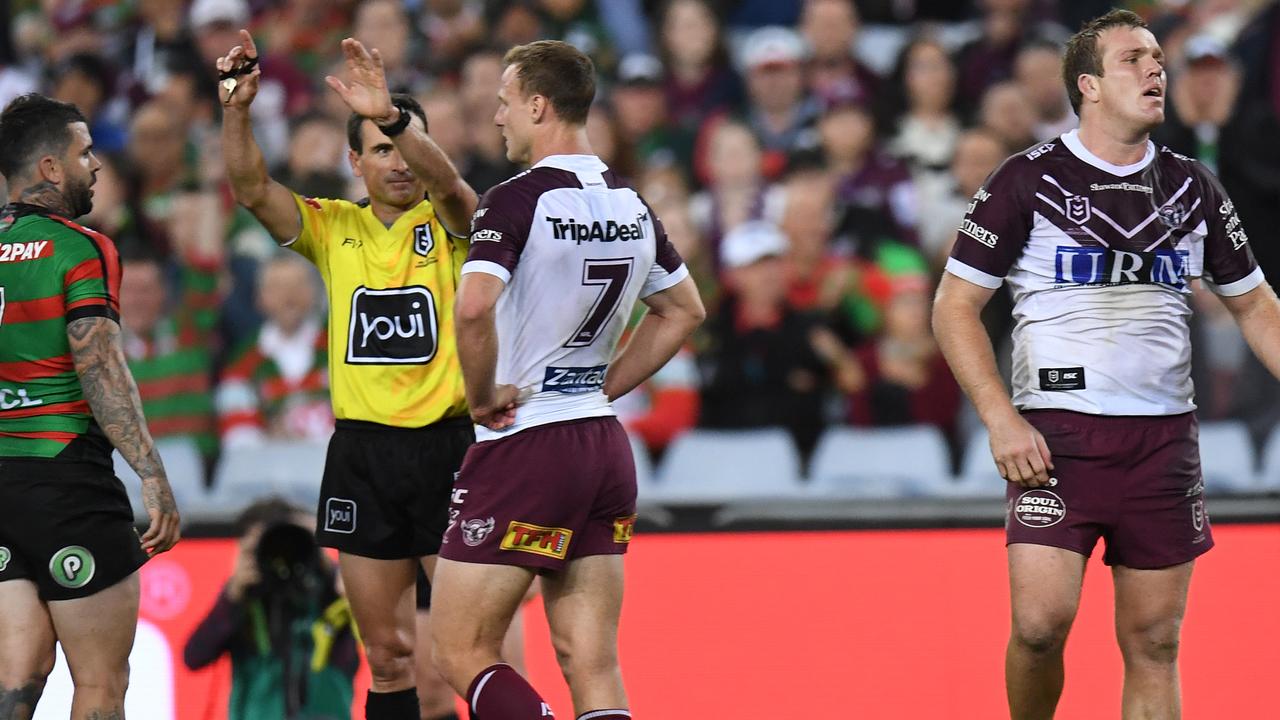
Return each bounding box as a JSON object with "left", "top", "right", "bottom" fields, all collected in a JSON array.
[{"left": 374, "top": 103, "right": 411, "bottom": 137}]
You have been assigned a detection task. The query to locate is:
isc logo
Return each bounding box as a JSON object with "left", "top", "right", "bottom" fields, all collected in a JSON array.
[{"left": 346, "top": 286, "right": 438, "bottom": 364}]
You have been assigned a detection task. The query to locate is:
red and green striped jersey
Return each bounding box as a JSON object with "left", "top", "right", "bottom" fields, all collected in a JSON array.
[
  {"left": 0, "top": 203, "right": 121, "bottom": 464},
  {"left": 123, "top": 260, "right": 220, "bottom": 457},
  {"left": 216, "top": 322, "right": 334, "bottom": 444}
]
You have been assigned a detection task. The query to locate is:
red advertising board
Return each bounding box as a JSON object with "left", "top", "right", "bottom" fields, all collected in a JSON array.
[{"left": 36, "top": 524, "right": 1280, "bottom": 718}]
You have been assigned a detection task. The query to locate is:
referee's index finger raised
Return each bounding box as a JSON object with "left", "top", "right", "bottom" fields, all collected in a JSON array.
[{"left": 239, "top": 28, "right": 258, "bottom": 59}]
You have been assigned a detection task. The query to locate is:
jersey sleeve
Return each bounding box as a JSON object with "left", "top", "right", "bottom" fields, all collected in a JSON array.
[
  {"left": 59, "top": 223, "right": 122, "bottom": 323},
  {"left": 944, "top": 155, "right": 1035, "bottom": 289},
  {"left": 462, "top": 183, "right": 532, "bottom": 284},
  {"left": 285, "top": 193, "right": 341, "bottom": 267},
  {"left": 1195, "top": 163, "right": 1264, "bottom": 296},
  {"left": 639, "top": 202, "right": 689, "bottom": 298}
]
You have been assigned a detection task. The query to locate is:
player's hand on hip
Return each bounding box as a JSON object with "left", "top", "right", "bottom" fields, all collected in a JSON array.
[
  {"left": 325, "top": 38, "right": 396, "bottom": 125},
  {"left": 471, "top": 384, "right": 520, "bottom": 431},
  {"left": 139, "top": 476, "right": 182, "bottom": 555},
  {"left": 987, "top": 411, "right": 1055, "bottom": 488},
  {"left": 216, "top": 30, "right": 262, "bottom": 108}
]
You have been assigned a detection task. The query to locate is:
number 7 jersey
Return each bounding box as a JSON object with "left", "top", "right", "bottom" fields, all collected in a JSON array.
[{"left": 462, "top": 154, "right": 687, "bottom": 441}]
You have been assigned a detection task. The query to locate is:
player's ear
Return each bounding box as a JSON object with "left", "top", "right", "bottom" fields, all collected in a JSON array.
[
  {"left": 348, "top": 148, "right": 363, "bottom": 178},
  {"left": 35, "top": 153, "right": 63, "bottom": 185},
  {"left": 529, "top": 94, "right": 547, "bottom": 124},
  {"left": 1077, "top": 73, "right": 1100, "bottom": 106}
]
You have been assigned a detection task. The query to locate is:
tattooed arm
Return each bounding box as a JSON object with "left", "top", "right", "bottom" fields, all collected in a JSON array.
[{"left": 68, "top": 317, "right": 181, "bottom": 554}]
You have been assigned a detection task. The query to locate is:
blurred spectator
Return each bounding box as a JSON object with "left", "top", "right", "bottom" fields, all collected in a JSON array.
[
  {"left": 953, "top": 0, "right": 1067, "bottom": 111},
  {"left": 276, "top": 112, "right": 349, "bottom": 196},
  {"left": 799, "top": 0, "right": 880, "bottom": 107},
  {"left": 184, "top": 498, "right": 357, "bottom": 720},
  {"left": 883, "top": 35, "right": 961, "bottom": 224},
  {"left": 737, "top": 25, "right": 820, "bottom": 176},
  {"left": 780, "top": 170, "right": 852, "bottom": 314},
  {"left": 190, "top": 0, "right": 311, "bottom": 164},
  {"left": 1013, "top": 40, "right": 1074, "bottom": 141},
  {"left": 255, "top": 0, "right": 353, "bottom": 76},
  {"left": 126, "top": 98, "right": 195, "bottom": 257},
  {"left": 49, "top": 52, "right": 128, "bottom": 153},
  {"left": 218, "top": 254, "right": 332, "bottom": 449},
  {"left": 977, "top": 80, "right": 1037, "bottom": 152},
  {"left": 352, "top": 0, "right": 428, "bottom": 95},
  {"left": 120, "top": 192, "right": 226, "bottom": 460},
  {"left": 1152, "top": 34, "right": 1241, "bottom": 172},
  {"left": 846, "top": 275, "right": 962, "bottom": 442},
  {"left": 612, "top": 53, "right": 679, "bottom": 172},
  {"left": 82, "top": 153, "right": 150, "bottom": 254},
  {"left": 123, "top": 0, "right": 202, "bottom": 99},
  {"left": 658, "top": 0, "right": 743, "bottom": 164},
  {"left": 416, "top": 0, "right": 486, "bottom": 75},
  {"left": 689, "top": 118, "right": 782, "bottom": 271},
  {"left": 459, "top": 48, "right": 521, "bottom": 191},
  {"left": 820, "top": 95, "right": 920, "bottom": 251},
  {"left": 587, "top": 101, "right": 626, "bottom": 174},
  {"left": 697, "top": 221, "right": 851, "bottom": 458},
  {"left": 537, "top": 0, "right": 652, "bottom": 71},
  {"left": 918, "top": 128, "right": 1007, "bottom": 265}
]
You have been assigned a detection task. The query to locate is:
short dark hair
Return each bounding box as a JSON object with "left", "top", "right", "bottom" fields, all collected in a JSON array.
[
  {"left": 503, "top": 40, "right": 596, "bottom": 126},
  {"left": 234, "top": 496, "right": 298, "bottom": 537},
  {"left": 346, "top": 93, "right": 428, "bottom": 153},
  {"left": 0, "top": 93, "right": 88, "bottom": 181},
  {"left": 1062, "top": 9, "right": 1149, "bottom": 114}
]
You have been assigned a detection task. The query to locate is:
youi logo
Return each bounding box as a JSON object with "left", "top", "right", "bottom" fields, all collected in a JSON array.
[{"left": 347, "top": 286, "right": 438, "bottom": 364}]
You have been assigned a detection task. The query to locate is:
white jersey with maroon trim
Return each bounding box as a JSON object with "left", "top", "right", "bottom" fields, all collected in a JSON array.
[
  {"left": 946, "top": 129, "right": 1263, "bottom": 416},
  {"left": 462, "top": 154, "right": 688, "bottom": 441}
]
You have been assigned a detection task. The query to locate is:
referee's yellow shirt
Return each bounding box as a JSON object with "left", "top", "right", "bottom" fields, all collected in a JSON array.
[{"left": 287, "top": 193, "right": 469, "bottom": 427}]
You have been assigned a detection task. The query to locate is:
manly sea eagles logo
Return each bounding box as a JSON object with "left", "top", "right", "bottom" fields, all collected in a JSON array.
[
  {"left": 1158, "top": 202, "right": 1187, "bottom": 228},
  {"left": 461, "top": 517, "right": 496, "bottom": 546},
  {"left": 1066, "top": 196, "right": 1091, "bottom": 224}
]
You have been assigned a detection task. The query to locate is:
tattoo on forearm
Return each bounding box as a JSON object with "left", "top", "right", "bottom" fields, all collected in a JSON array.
[
  {"left": 83, "top": 711, "right": 124, "bottom": 720},
  {"left": 67, "top": 318, "right": 174, "bottom": 514},
  {"left": 18, "top": 180, "right": 73, "bottom": 217},
  {"left": 0, "top": 680, "right": 43, "bottom": 720}
]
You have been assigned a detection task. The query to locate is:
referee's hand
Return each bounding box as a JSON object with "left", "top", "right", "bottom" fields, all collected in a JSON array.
[
  {"left": 325, "top": 37, "right": 397, "bottom": 126},
  {"left": 139, "top": 476, "right": 182, "bottom": 555},
  {"left": 471, "top": 384, "right": 520, "bottom": 431},
  {"left": 987, "top": 410, "right": 1055, "bottom": 488}
]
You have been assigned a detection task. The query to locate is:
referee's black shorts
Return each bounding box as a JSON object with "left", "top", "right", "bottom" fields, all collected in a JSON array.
[{"left": 315, "top": 417, "right": 473, "bottom": 560}]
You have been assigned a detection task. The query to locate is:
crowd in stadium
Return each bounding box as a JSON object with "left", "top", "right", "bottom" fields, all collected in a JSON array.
[{"left": 4, "top": 0, "right": 1279, "bottom": 480}]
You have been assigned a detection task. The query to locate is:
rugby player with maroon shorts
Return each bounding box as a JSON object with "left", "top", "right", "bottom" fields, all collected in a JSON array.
[
  {"left": 934, "top": 10, "right": 1280, "bottom": 719},
  {"left": 429, "top": 41, "right": 705, "bottom": 720}
]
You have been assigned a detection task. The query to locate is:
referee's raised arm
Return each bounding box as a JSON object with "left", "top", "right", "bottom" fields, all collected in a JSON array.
[
  {"left": 326, "top": 38, "right": 478, "bottom": 236},
  {"left": 217, "top": 29, "right": 303, "bottom": 243}
]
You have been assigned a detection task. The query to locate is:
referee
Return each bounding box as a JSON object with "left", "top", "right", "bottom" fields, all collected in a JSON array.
[{"left": 219, "top": 32, "right": 476, "bottom": 719}]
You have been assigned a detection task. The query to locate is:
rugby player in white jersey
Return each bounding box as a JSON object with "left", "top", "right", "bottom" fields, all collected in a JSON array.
[
  {"left": 428, "top": 40, "right": 705, "bottom": 719},
  {"left": 934, "top": 10, "right": 1280, "bottom": 719}
]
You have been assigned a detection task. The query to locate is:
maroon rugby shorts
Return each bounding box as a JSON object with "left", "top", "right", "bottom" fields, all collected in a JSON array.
[
  {"left": 440, "top": 416, "right": 637, "bottom": 571},
  {"left": 1005, "top": 410, "right": 1212, "bottom": 569}
]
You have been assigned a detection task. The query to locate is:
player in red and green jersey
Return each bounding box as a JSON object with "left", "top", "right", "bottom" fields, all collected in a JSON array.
[{"left": 0, "top": 93, "right": 180, "bottom": 719}]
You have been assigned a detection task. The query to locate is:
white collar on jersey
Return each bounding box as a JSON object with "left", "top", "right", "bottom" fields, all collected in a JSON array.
[
  {"left": 532, "top": 154, "right": 610, "bottom": 188},
  {"left": 532, "top": 154, "right": 609, "bottom": 174},
  {"left": 1060, "top": 129, "right": 1155, "bottom": 177}
]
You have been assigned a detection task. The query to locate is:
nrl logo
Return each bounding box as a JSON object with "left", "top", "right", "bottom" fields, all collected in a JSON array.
[
  {"left": 1066, "top": 196, "right": 1091, "bottom": 224},
  {"left": 1047, "top": 370, "right": 1060, "bottom": 383},
  {"left": 461, "top": 517, "right": 496, "bottom": 546}
]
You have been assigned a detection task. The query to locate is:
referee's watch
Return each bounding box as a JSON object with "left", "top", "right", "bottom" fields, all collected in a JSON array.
[{"left": 374, "top": 102, "right": 411, "bottom": 137}]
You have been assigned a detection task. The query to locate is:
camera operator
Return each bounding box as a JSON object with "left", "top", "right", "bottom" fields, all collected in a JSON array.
[{"left": 185, "top": 498, "right": 358, "bottom": 720}]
